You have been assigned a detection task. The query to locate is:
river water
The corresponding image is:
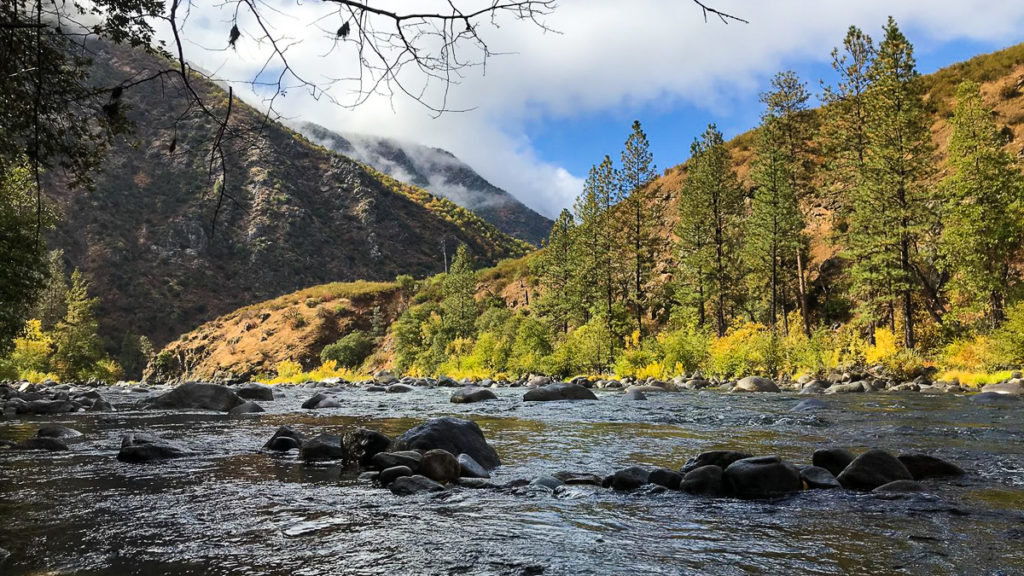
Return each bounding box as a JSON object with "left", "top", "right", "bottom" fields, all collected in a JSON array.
[{"left": 1, "top": 386, "right": 1022, "bottom": 575}]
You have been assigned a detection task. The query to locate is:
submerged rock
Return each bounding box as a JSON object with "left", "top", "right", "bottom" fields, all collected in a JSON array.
[
  {"left": 553, "top": 471, "right": 604, "bottom": 486},
  {"left": 228, "top": 401, "right": 264, "bottom": 415},
  {"left": 17, "top": 437, "right": 70, "bottom": 451},
  {"left": 791, "top": 399, "right": 828, "bottom": 412},
  {"left": 836, "top": 449, "right": 914, "bottom": 491},
  {"left": 523, "top": 383, "right": 597, "bottom": 402},
  {"left": 263, "top": 426, "right": 304, "bottom": 451},
  {"left": 872, "top": 479, "right": 925, "bottom": 494},
  {"left": 386, "top": 384, "right": 415, "bottom": 394},
  {"left": 980, "top": 380, "right": 1024, "bottom": 395},
  {"left": 389, "top": 474, "right": 445, "bottom": 496},
  {"left": 622, "top": 389, "right": 647, "bottom": 401},
  {"left": 36, "top": 425, "right": 82, "bottom": 438},
  {"left": 394, "top": 417, "right": 500, "bottom": 470},
  {"left": 142, "top": 382, "right": 243, "bottom": 412},
  {"left": 724, "top": 456, "right": 802, "bottom": 499}
]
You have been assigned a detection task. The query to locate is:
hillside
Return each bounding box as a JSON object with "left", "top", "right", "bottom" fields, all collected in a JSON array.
[
  {"left": 43, "top": 39, "right": 531, "bottom": 350},
  {"left": 299, "top": 123, "right": 554, "bottom": 246}
]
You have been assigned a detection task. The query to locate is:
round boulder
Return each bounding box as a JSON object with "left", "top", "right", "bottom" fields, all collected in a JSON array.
[
  {"left": 36, "top": 425, "right": 82, "bottom": 439},
  {"left": 142, "top": 382, "right": 243, "bottom": 412},
  {"left": 812, "top": 447, "right": 856, "bottom": 477},
  {"left": 394, "top": 417, "right": 500, "bottom": 470},
  {"left": 680, "top": 465, "right": 725, "bottom": 496},
  {"left": 836, "top": 449, "right": 914, "bottom": 491},
  {"left": 418, "top": 449, "right": 461, "bottom": 484},
  {"left": 263, "top": 426, "right": 304, "bottom": 451},
  {"left": 457, "top": 453, "right": 490, "bottom": 479},
  {"left": 228, "top": 401, "right": 264, "bottom": 415},
  {"left": 450, "top": 387, "right": 497, "bottom": 404},
  {"left": 724, "top": 456, "right": 803, "bottom": 499},
  {"left": 236, "top": 383, "right": 275, "bottom": 401},
  {"left": 733, "top": 376, "right": 779, "bottom": 393},
  {"left": 897, "top": 453, "right": 965, "bottom": 480},
  {"left": 608, "top": 466, "right": 650, "bottom": 491}
]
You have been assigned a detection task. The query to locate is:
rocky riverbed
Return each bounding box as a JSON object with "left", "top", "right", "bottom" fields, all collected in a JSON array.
[{"left": 1, "top": 379, "right": 1023, "bottom": 575}]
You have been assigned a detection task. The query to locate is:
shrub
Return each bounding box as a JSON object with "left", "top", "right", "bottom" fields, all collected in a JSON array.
[
  {"left": 283, "top": 309, "right": 307, "bottom": 329},
  {"left": 614, "top": 331, "right": 663, "bottom": 379},
  {"left": 707, "top": 322, "right": 774, "bottom": 378},
  {"left": 320, "top": 330, "right": 375, "bottom": 369},
  {"left": 992, "top": 301, "right": 1024, "bottom": 367},
  {"left": 659, "top": 325, "right": 710, "bottom": 375},
  {"left": 304, "top": 297, "right": 321, "bottom": 308},
  {"left": 863, "top": 328, "right": 925, "bottom": 379}
]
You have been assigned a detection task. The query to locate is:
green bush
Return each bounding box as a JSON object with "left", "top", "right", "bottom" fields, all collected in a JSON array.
[
  {"left": 320, "top": 330, "right": 375, "bottom": 369},
  {"left": 992, "top": 302, "right": 1024, "bottom": 367}
]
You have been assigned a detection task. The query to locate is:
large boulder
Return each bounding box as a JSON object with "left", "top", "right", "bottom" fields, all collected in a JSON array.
[
  {"left": 724, "top": 456, "right": 803, "bottom": 499},
  {"left": 263, "top": 426, "right": 304, "bottom": 451},
  {"left": 897, "top": 453, "right": 965, "bottom": 480},
  {"left": 299, "top": 434, "right": 346, "bottom": 462},
  {"left": 680, "top": 465, "right": 725, "bottom": 496},
  {"left": 343, "top": 428, "right": 392, "bottom": 466},
  {"left": 236, "top": 383, "right": 275, "bottom": 401},
  {"left": 142, "top": 382, "right": 243, "bottom": 412},
  {"left": 394, "top": 417, "right": 500, "bottom": 470},
  {"left": 836, "top": 449, "right": 914, "bottom": 491},
  {"left": 681, "top": 450, "right": 753, "bottom": 473},
  {"left": 812, "top": 448, "right": 856, "bottom": 477},
  {"left": 733, "top": 376, "right": 780, "bottom": 393},
  {"left": 117, "top": 433, "right": 187, "bottom": 463},
  {"left": 523, "top": 383, "right": 597, "bottom": 402},
  {"left": 450, "top": 387, "right": 497, "bottom": 404},
  {"left": 418, "top": 449, "right": 461, "bottom": 484}
]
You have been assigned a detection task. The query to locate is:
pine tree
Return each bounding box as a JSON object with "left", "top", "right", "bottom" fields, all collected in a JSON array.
[
  {"left": 856, "top": 17, "right": 936, "bottom": 348},
  {"left": 747, "top": 111, "right": 806, "bottom": 330},
  {"left": 572, "top": 164, "right": 605, "bottom": 317},
  {"left": 33, "top": 249, "right": 68, "bottom": 330},
  {"left": 676, "top": 124, "right": 744, "bottom": 336},
  {"left": 52, "top": 269, "right": 104, "bottom": 381},
  {"left": 618, "top": 120, "right": 661, "bottom": 334},
  {"left": 534, "top": 209, "right": 579, "bottom": 333},
  {"left": 442, "top": 244, "right": 478, "bottom": 338},
  {"left": 940, "top": 80, "right": 1024, "bottom": 325}
]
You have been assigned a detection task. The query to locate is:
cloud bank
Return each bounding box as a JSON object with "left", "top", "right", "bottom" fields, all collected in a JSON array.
[{"left": 157, "top": 1, "right": 1024, "bottom": 217}]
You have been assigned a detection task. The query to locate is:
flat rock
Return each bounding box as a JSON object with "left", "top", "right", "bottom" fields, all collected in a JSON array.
[
  {"left": 552, "top": 471, "right": 604, "bottom": 486},
  {"left": 143, "top": 382, "right": 244, "bottom": 412},
  {"left": 523, "top": 383, "right": 597, "bottom": 402},
  {"left": 791, "top": 399, "right": 828, "bottom": 412},
  {"left": 980, "top": 380, "right": 1024, "bottom": 395},
  {"left": 681, "top": 450, "right": 753, "bottom": 473},
  {"left": 228, "top": 401, "right": 264, "bottom": 415},
  {"left": 386, "top": 384, "right": 416, "bottom": 393},
  {"left": 36, "top": 425, "right": 82, "bottom": 438},
  {"left": 372, "top": 450, "right": 422, "bottom": 470},
  {"left": 389, "top": 474, "right": 445, "bottom": 496}
]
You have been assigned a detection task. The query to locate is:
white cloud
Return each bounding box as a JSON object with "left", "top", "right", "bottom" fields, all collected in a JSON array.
[{"left": 156, "top": 0, "right": 1024, "bottom": 218}]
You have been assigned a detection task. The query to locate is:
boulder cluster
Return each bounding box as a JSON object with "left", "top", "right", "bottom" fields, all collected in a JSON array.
[{"left": 0, "top": 382, "right": 114, "bottom": 416}]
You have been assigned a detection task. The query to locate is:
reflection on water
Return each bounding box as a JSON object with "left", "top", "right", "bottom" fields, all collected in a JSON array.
[{"left": 1, "top": 387, "right": 1023, "bottom": 575}]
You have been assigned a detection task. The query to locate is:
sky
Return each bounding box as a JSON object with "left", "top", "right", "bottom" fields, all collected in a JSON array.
[{"left": 158, "top": 1, "right": 1024, "bottom": 218}]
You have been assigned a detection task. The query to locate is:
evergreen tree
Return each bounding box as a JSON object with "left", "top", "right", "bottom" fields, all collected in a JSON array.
[
  {"left": 747, "top": 112, "right": 806, "bottom": 330},
  {"left": 442, "top": 244, "right": 478, "bottom": 338},
  {"left": 572, "top": 163, "right": 606, "bottom": 317},
  {"left": 52, "top": 269, "right": 104, "bottom": 381},
  {"left": 855, "top": 17, "right": 936, "bottom": 348},
  {"left": 676, "top": 124, "right": 744, "bottom": 336},
  {"left": 534, "top": 209, "right": 579, "bottom": 334},
  {"left": 940, "top": 80, "right": 1024, "bottom": 325},
  {"left": 33, "top": 249, "right": 68, "bottom": 330},
  {"left": 618, "top": 120, "right": 662, "bottom": 334}
]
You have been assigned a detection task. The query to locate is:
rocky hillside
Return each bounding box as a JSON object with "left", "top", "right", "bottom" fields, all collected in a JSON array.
[
  {"left": 144, "top": 281, "right": 403, "bottom": 383},
  {"left": 299, "top": 123, "right": 554, "bottom": 246},
  {"left": 43, "top": 39, "right": 530, "bottom": 350}
]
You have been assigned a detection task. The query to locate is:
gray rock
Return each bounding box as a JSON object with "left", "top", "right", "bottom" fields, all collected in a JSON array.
[
  {"left": 836, "top": 449, "right": 914, "bottom": 491},
  {"left": 117, "top": 433, "right": 187, "bottom": 462},
  {"left": 681, "top": 450, "right": 753, "bottom": 473},
  {"left": 394, "top": 417, "right": 500, "bottom": 470},
  {"left": 799, "top": 465, "right": 841, "bottom": 489},
  {"left": 791, "top": 399, "right": 829, "bottom": 412},
  {"left": 680, "top": 465, "right": 725, "bottom": 496},
  {"left": 457, "top": 453, "right": 490, "bottom": 479},
  {"left": 609, "top": 466, "right": 650, "bottom": 491},
  {"left": 648, "top": 468, "right": 683, "bottom": 490},
  {"left": 343, "top": 428, "right": 392, "bottom": 466},
  {"left": 299, "top": 434, "right": 346, "bottom": 462},
  {"left": 530, "top": 476, "right": 564, "bottom": 490},
  {"left": 36, "top": 425, "right": 82, "bottom": 438},
  {"left": 236, "top": 383, "right": 275, "bottom": 401},
  {"left": 980, "top": 380, "right": 1024, "bottom": 395},
  {"left": 724, "top": 456, "right": 803, "bottom": 499},
  {"left": 450, "top": 387, "right": 497, "bottom": 404},
  {"left": 142, "top": 382, "right": 244, "bottom": 412},
  {"left": 733, "top": 376, "right": 780, "bottom": 393},
  {"left": 970, "top": 391, "right": 1020, "bottom": 403},
  {"left": 301, "top": 392, "right": 328, "bottom": 409},
  {"left": 799, "top": 380, "right": 829, "bottom": 394},
  {"left": 418, "top": 449, "right": 461, "bottom": 484},
  {"left": 24, "top": 399, "right": 77, "bottom": 414},
  {"left": 378, "top": 465, "right": 413, "bottom": 485},
  {"left": 263, "top": 426, "right": 305, "bottom": 451},
  {"left": 457, "top": 477, "right": 497, "bottom": 489},
  {"left": 825, "top": 382, "right": 866, "bottom": 394},
  {"left": 228, "top": 401, "right": 264, "bottom": 415},
  {"left": 897, "top": 453, "right": 965, "bottom": 479},
  {"left": 812, "top": 448, "right": 856, "bottom": 477},
  {"left": 386, "top": 384, "right": 415, "bottom": 394},
  {"left": 358, "top": 471, "right": 380, "bottom": 483},
  {"left": 389, "top": 474, "right": 445, "bottom": 496},
  {"left": 372, "top": 450, "right": 422, "bottom": 470},
  {"left": 523, "top": 382, "right": 597, "bottom": 402},
  {"left": 552, "top": 471, "right": 604, "bottom": 486},
  {"left": 622, "top": 389, "right": 647, "bottom": 401}
]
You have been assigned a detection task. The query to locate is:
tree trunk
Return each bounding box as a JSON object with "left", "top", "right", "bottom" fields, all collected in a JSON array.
[
  {"left": 796, "top": 248, "right": 811, "bottom": 337},
  {"left": 901, "top": 236, "right": 915, "bottom": 349}
]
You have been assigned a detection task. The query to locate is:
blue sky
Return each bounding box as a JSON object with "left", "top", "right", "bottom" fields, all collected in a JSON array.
[{"left": 168, "top": 1, "right": 1024, "bottom": 218}]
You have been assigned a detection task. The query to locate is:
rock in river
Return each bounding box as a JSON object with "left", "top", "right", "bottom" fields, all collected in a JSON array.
[
  {"left": 608, "top": 466, "right": 650, "bottom": 491},
  {"left": 299, "top": 434, "right": 346, "bottom": 462},
  {"left": 36, "top": 425, "right": 82, "bottom": 438},
  {"left": 724, "top": 456, "right": 803, "bottom": 499},
  {"left": 836, "top": 449, "right": 914, "bottom": 491},
  {"left": 812, "top": 448, "right": 856, "bottom": 477},
  {"left": 450, "top": 387, "right": 497, "bottom": 404},
  {"left": 17, "top": 437, "right": 69, "bottom": 451},
  {"left": 379, "top": 465, "right": 413, "bottom": 485},
  {"left": 117, "top": 433, "right": 187, "bottom": 463},
  {"left": 523, "top": 382, "right": 597, "bottom": 402},
  {"left": 236, "top": 383, "right": 275, "bottom": 401},
  {"left": 344, "top": 428, "right": 392, "bottom": 466},
  {"left": 680, "top": 465, "right": 725, "bottom": 496},
  {"left": 372, "top": 450, "right": 422, "bottom": 471},
  {"left": 980, "top": 380, "right": 1024, "bottom": 395},
  {"left": 872, "top": 479, "right": 925, "bottom": 494},
  {"left": 799, "top": 465, "right": 841, "bottom": 489},
  {"left": 390, "top": 474, "right": 446, "bottom": 496},
  {"left": 263, "top": 426, "right": 304, "bottom": 451},
  {"left": 458, "top": 453, "right": 490, "bottom": 479},
  {"left": 681, "top": 450, "right": 753, "bottom": 473},
  {"left": 733, "top": 376, "right": 780, "bottom": 393},
  {"left": 228, "top": 401, "right": 264, "bottom": 415},
  {"left": 394, "top": 417, "right": 500, "bottom": 470},
  {"left": 649, "top": 468, "right": 683, "bottom": 490},
  {"left": 897, "top": 453, "right": 965, "bottom": 479},
  {"left": 142, "top": 382, "right": 244, "bottom": 412},
  {"left": 418, "top": 449, "right": 461, "bottom": 484}
]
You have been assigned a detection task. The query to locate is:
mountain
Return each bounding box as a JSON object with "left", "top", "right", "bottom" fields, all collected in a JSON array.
[
  {"left": 42, "top": 39, "right": 530, "bottom": 351},
  {"left": 299, "top": 123, "right": 554, "bottom": 246}
]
